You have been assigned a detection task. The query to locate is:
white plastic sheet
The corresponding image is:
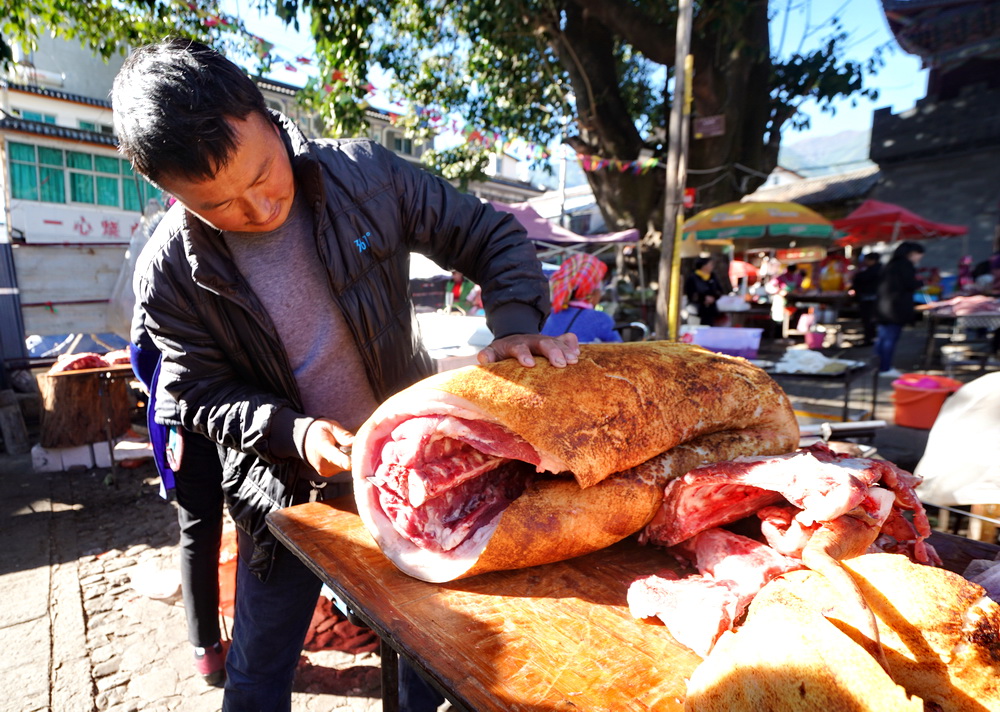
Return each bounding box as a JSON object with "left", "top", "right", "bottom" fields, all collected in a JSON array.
[{"left": 915, "top": 372, "right": 1000, "bottom": 506}]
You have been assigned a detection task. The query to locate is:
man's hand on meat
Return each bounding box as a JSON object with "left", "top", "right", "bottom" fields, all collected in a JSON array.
[
  {"left": 477, "top": 332, "right": 580, "bottom": 368},
  {"left": 304, "top": 418, "right": 355, "bottom": 477}
]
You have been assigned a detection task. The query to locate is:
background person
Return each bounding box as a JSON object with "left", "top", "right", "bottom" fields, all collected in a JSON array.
[
  {"left": 683, "top": 256, "right": 724, "bottom": 326},
  {"left": 113, "top": 38, "right": 578, "bottom": 712},
  {"left": 875, "top": 241, "right": 925, "bottom": 377},
  {"left": 130, "top": 326, "right": 227, "bottom": 685},
  {"left": 128, "top": 205, "right": 228, "bottom": 686},
  {"left": 850, "top": 252, "right": 882, "bottom": 346},
  {"left": 765, "top": 263, "right": 803, "bottom": 338},
  {"left": 541, "top": 253, "right": 622, "bottom": 343}
]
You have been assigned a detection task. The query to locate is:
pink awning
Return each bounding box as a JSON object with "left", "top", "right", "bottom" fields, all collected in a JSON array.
[{"left": 489, "top": 201, "right": 639, "bottom": 245}]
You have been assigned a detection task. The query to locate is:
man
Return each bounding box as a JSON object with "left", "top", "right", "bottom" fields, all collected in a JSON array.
[
  {"left": 850, "top": 252, "right": 882, "bottom": 346},
  {"left": 113, "top": 38, "right": 577, "bottom": 711}
]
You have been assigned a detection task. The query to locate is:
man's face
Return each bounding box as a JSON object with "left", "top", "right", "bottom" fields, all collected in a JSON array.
[{"left": 158, "top": 112, "right": 295, "bottom": 233}]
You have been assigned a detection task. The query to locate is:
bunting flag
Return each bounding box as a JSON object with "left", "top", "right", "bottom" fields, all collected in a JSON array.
[
  {"left": 456, "top": 127, "right": 551, "bottom": 159},
  {"left": 577, "top": 153, "right": 664, "bottom": 174}
]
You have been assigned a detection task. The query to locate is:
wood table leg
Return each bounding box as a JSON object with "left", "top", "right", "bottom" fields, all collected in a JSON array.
[{"left": 380, "top": 637, "right": 399, "bottom": 712}]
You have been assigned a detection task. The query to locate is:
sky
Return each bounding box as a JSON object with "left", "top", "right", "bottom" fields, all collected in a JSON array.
[
  {"left": 773, "top": 0, "right": 927, "bottom": 142},
  {"left": 221, "top": 0, "right": 928, "bottom": 150}
]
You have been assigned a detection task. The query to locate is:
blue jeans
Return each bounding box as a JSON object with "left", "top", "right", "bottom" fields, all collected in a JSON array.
[
  {"left": 222, "top": 528, "right": 447, "bottom": 712},
  {"left": 399, "top": 657, "right": 446, "bottom": 711},
  {"left": 875, "top": 323, "right": 903, "bottom": 372},
  {"left": 222, "top": 540, "right": 323, "bottom": 712}
]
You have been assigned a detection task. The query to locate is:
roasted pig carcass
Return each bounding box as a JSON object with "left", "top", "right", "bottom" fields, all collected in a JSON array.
[{"left": 352, "top": 342, "right": 799, "bottom": 582}]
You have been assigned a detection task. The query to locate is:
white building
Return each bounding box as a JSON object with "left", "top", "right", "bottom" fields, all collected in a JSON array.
[{"left": 0, "top": 36, "right": 143, "bottom": 364}]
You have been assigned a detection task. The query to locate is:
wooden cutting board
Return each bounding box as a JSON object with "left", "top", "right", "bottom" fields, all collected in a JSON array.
[
  {"left": 268, "top": 497, "right": 702, "bottom": 711},
  {"left": 268, "top": 499, "right": 999, "bottom": 712}
]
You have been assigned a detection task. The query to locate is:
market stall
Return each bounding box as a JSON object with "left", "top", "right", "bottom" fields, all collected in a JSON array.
[
  {"left": 270, "top": 344, "right": 1000, "bottom": 709},
  {"left": 683, "top": 202, "right": 840, "bottom": 338},
  {"left": 916, "top": 295, "right": 1000, "bottom": 370},
  {"left": 832, "top": 199, "right": 967, "bottom": 247}
]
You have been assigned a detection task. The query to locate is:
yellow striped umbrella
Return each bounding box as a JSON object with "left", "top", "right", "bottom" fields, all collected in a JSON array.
[{"left": 683, "top": 201, "right": 834, "bottom": 242}]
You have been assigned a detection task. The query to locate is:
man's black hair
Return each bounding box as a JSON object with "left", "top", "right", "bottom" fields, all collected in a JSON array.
[
  {"left": 694, "top": 256, "right": 713, "bottom": 270},
  {"left": 112, "top": 38, "right": 269, "bottom": 185}
]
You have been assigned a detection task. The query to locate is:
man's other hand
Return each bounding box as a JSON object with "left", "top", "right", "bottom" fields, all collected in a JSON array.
[
  {"left": 303, "top": 419, "right": 354, "bottom": 477},
  {"left": 477, "top": 332, "right": 580, "bottom": 368}
]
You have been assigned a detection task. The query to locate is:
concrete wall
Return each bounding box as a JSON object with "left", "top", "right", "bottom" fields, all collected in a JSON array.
[
  {"left": 27, "top": 34, "right": 124, "bottom": 100},
  {"left": 870, "top": 86, "right": 1000, "bottom": 272},
  {"left": 874, "top": 150, "right": 1000, "bottom": 270}
]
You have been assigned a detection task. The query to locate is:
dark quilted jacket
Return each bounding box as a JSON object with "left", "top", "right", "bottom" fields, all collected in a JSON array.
[{"left": 133, "top": 112, "right": 549, "bottom": 578}]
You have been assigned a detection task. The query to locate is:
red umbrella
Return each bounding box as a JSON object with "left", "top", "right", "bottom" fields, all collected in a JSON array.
[{"left": 832, "top": 200, "right": 967, "bottom": 246}]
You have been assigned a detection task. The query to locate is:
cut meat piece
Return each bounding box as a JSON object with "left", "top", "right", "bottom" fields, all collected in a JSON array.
[
  {"left": 102, "top": 348, "right": 131, "bottom": 365},
  {"left": 628, "top": 529, "right": 802, "bottom": 657},
  {"left": 48, "top": 352, "right": 109, "bottom": 373},
  {"left": 757, "top": 504, "right": 816, "bottom": 557},
  {"left": 369, "top": 415, "right": 538, "bottom": 507},
  {"left": 353, "top": 342, "right": 800, "bottom": 582},
  {"left": 684, "top": 565, "right": 926, "bottom": 711},
  {"left": 678, "top": 528, "right": 803, "bottom": 596},
  {"left": 627, "top": 573, "right": 743, "bottom": 658},
  {"left": 707, "top": 554, "right": 1000, "bottom": 711},
  {"left": 374, "top": 459, "right": 534, "bottom": 552},
  {"left": 642, "top": 443, "right": 932, "bottom": 554}
]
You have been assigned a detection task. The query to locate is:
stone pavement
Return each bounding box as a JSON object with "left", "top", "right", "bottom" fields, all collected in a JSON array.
[
  {"left": 1, "top": 453, "right": 382, "bottom": 712},
  {"left": 2, "top": 318, "right": 995, "bottom": 712}
]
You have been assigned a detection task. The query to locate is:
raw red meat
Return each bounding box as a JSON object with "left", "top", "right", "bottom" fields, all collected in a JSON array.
[
  {"left": 48, "top": 352, "right": 109, "bottom": 373},
  {"left": 641, "top": 444, "right": 879, "bottom": 548},
  {"left": 628, "top": 529, "right": 802, "bottom": 657},
  {"left": 678, "top": 528, "right": 803, "bottom": 596},
  {"left": 366, "top": 414, "right": 540, "bottom": 552},
  {"left": 630, "top": 444, "right": 939, "bottom": 657}
]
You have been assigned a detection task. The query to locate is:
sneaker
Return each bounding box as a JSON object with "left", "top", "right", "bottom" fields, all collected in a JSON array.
[
  {"left": 879, "top": 368, "right": 903, "bottom": 379},
  {"left": 194, "top": 641, "right": 227, "bottom": 686}
]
